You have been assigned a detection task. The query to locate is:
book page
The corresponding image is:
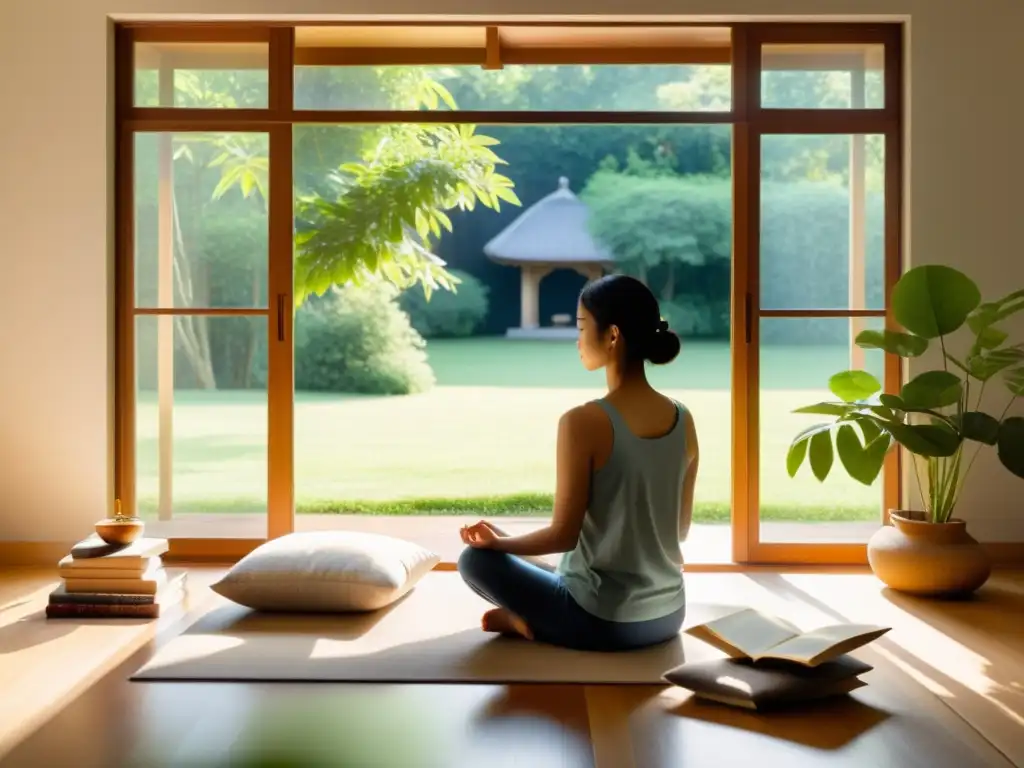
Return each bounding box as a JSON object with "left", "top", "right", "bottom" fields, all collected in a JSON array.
[
  {"left": 757, "top": 624, "right": 889, "bottom": 666},
  {"left": 690, "top": 609, "right": 802, "bottom": 658}
]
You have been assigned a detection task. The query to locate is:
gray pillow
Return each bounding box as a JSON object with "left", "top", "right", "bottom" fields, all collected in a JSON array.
[{"left": 663, "top": 654, "right": 873, "bottom": 710}]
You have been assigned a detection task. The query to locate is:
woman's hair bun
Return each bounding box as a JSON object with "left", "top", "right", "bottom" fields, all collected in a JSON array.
[{"left": 645, "top": 324, "right": 680, "bottom": 365}]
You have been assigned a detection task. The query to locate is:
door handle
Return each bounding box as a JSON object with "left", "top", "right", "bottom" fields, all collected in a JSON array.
[
  {"left": 744, "top": 292, "right": 753, "bottom": 345},
  {"left": 277, "top": 293, "right": 287, "bottom": 342}
]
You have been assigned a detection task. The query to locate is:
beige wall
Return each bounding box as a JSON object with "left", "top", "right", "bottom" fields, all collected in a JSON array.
[{"left": 2, "top": 0, "right": 1022, "bottom": 543}]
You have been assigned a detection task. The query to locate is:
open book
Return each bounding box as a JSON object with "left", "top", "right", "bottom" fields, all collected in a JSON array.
[{"left": 686, "top": 608, "right": 890, "bottom": 668}]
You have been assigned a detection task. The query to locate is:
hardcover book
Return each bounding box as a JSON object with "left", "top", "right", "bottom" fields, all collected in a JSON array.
[{"left": 685, "top": 608, "right": 889, "bottom": 667}]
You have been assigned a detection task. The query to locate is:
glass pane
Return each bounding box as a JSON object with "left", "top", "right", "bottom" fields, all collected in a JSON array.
[
  {"left": 134, "top": 132, "right": 269, "bottom": 309},
  {"left": 290, "top": 122, "right": 732, "bottom": 563},
  {"left": 294, "top": 64, "right": 731, "bottom": 112},
  {"left": 135, "top": 314, "right": 267, "bottom": 538},
  {"left": 761, "top": 44, "right": 884, "bottom": 109},
  {"left": 760, "top": 134, "right": 885, "bottom": 311},
  {"left": 759, "top": 317, "right": 885, "bottom": 544},
  {"left": 134, "top": 42, "right": 269, "bottom": 108}
]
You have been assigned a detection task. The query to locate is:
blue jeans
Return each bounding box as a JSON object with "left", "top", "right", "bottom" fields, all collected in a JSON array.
[{"left": 457, "top": 547, "right": 685, "bottom": 652}]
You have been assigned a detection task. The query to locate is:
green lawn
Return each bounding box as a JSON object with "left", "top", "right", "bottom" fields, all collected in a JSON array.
[{"left": 136, "top": 339, "right": 882, "bottom": 522}]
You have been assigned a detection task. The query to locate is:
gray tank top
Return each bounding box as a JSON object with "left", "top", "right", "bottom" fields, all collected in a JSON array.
[{"left": 557, "top": 398, "right": 689, "bottom": 623}]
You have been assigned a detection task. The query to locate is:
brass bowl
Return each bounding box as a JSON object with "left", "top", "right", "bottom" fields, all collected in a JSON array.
[{"left": 94, "top": 518, "right": 145, "bottom": 546}]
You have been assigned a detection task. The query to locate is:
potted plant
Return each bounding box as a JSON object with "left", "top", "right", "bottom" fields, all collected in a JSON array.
[{"left": 787, "top": 264, "right": 1024, "bottom": 597}]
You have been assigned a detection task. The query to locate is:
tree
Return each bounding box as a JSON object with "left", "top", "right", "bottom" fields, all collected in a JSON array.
[
  {"left": 168, "top": 133, "right": 268, "bottom": 389},
  {"left": 581, "top": 170, "right": 730, "bottom": 297}
]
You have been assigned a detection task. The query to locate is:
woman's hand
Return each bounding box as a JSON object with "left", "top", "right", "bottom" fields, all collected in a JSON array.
[{"left": 460, "top": 520, "right": 503, "bottom": 549}]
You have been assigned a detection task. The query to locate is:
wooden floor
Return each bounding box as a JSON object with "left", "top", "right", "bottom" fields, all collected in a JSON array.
[{"left": 1, "top": 567, "right": 1021, "bottom": 768}]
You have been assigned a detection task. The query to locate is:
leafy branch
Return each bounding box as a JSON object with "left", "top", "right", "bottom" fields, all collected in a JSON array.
[
  {"left": 294, "top": 124, "right": 519, "bottom": 306},
  {"left": 196, "top": 72, "right": 521, "bottom": 307}
]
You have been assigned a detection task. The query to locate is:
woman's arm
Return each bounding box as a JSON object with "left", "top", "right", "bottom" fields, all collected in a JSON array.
[
  {"left": 490, "top": 407, "right": 592, "bottom": 558},
  {"left": 476, "top": 522, "right": 557, "bottom": 572},
  {"left": 679, "top": 409, "right": 700, "bottom": 542}
]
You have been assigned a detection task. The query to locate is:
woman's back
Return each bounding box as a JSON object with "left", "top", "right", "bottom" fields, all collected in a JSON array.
[
  {"left": 456, "top": 274, "right": 697, "bottom": 651},
  {"left": 557, "top": 394, "right": 691, "bottom": 623}
]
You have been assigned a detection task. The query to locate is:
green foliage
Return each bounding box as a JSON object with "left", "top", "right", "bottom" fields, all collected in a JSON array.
[
  {"left": 961, "top": 412, "right": 1000, "bottom": 445},
  {"left": 143, "top": 66, "right": 517, "bottom": 392},
  {"left": 582, "top": 172, "right": 731, "bottom": 333},
  {"left": 998, "top": 418, "right": 1024, "bottom": 477},
  {"left": 661, "top": 294, "right": 731, "bottom": 338},
  {"left": 294, "top": 284, "right": 434, "bottom": 396},
  {"left": 427, "top": 121, "right": 732, "bottom": 335},
  {"left": 855, "top": 330, "right": 928, "bottom": 358},
  {"left": 581, "top": 173, "right": 884, "bottom": 342},
  {"left": 139, "top": 62, "right": 892, "bottom": 379},
  {"left": 437, "top": 63, "right": 729, "bottom": 112},
  {"left": 294, "top": 123, "right": 519, "bottom": 306},
  {"left": 787, "top": 265, "right": 1024, "bottom": 523},
  {"left": 892, "top": 265, "right": 981, "bottom": 339},
  {"left": 181, "top": 67, "right": 520, "bottom": 310},
  {"left": 760, "top": 183, "right": 885, "bottom": 340},
  {"left": 828, "top": 370, "right": 882, "bottom": 402},
  {"left": 399, "top": 270, "right": 490, "bottom": 338},
  {"left": 582, "top": 172, "right": 731, "bottom": 285},
  {"left": 836, "top": 424, "right": 892, "bottom": 485},
  {"left": 901, "top": 371, "right": 962, "bottom": 409}
]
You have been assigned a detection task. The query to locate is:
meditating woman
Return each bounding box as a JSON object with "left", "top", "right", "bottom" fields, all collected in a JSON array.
[{"left": 457, "top": 274, "right": 699, "bottom": 652}]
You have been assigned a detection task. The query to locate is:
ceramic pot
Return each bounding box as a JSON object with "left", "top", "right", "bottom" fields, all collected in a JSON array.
[
  {"left": 867, "top": 511, "right": 991, "bottom": 598},
  {"left": 94, "top": 518, "right": 145, "bottom": 546}
]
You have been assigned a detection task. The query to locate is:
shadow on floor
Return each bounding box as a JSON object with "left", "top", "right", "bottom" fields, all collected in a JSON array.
[
  {"left": 745, "top": 573, "right": 1022, "bottom": 765},
  {"left": 666, "top": 692, "right": 890, "bottom": 751}
]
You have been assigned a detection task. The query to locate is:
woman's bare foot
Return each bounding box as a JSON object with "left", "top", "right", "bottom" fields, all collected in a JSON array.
[{"left": 481, "top": 608, "right": 534, "bottom": 640}]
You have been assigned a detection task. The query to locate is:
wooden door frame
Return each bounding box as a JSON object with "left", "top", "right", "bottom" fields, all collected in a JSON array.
[
  {"left": 113, "top": 19, "right": 904, "bottom": 565},
  {"left": 734, "top": 23, "right": 903, "bottom": 564}
]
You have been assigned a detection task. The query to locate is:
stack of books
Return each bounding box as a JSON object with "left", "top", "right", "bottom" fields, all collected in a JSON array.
[
  {"left": 663, "top": 608, "right": 890, "bottom": 710},
  {"left": 46, "top": 535, "right": 187, "bottom": 619}
]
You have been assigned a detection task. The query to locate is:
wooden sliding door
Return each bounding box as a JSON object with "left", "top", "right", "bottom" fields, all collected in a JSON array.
[
  {"left": 732, "top": 24, "right": 903, "bottom": 563},
  {"left": 115, "top": 27, "right": 295, "bottom": 554}
]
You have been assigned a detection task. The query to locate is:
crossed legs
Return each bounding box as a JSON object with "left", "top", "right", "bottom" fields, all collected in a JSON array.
[{"left": 457, "top": 546, "right": 569, "bottom": 645}]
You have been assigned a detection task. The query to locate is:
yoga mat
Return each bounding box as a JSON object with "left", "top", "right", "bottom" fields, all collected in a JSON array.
[{"left": 133, "top": 573, "right": 718, "bottom": 684}]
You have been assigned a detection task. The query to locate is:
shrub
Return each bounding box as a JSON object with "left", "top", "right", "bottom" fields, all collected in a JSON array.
[
  {"left": 760, "top": 181, "right": 885, "bottom": 344},
  {"left": 399, "top": 270, "right": 490, "bottom": 338},
  {"left": 295, "top": 283, "right": 435, "bottom": 395},
  {"left": 661, "top": 295, "right": 731, "bottom": 338},
  {"left": 582, "top": 172, "right": 731, "bottom": 284},
  {"left": 583, "top": 172, "right": 884, "bottom": 344}
]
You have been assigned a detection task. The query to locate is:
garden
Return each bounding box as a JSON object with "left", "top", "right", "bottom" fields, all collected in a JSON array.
[
  {"left": 137, "top": 336, "right": 882, "bottom": 523},
  {"left": 132, "top": 60, "right": 886, "bottom": 527}
]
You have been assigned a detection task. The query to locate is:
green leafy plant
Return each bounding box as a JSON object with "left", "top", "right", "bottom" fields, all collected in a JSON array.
[
  {"left": 787, "top": 264, "right": 1024, "bottom": 524},
  {"left": 194, "top": 75, "right": 520, "bottom": 308},
  {"left": 294, "top": 283, "right": 434, "bottom": 396},
  {"left": 399, "top": 269, "right": 490, "bottom": 338},
  {"left": 294, "top": 121, "right": 519, "bottom": 307}
]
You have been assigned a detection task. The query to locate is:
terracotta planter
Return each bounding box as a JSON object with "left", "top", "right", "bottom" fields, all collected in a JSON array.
[{"left": 867, "top": 511, "right": 991, "bottom": 598}]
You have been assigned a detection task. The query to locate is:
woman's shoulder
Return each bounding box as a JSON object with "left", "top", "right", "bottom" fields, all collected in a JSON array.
[
  {"left": 562, "top": 399, "right": 610, "bottom": 425},
  {"left": 558, "top": 400, "right": 615, "bottom": 438},
  {"left": 644, "top": 390, "right": 689, "bottom": 416}
]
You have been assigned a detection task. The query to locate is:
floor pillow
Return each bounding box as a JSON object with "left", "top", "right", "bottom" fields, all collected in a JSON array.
[{"left": 210, "top": 530, "right": 440, "bottom": 613}]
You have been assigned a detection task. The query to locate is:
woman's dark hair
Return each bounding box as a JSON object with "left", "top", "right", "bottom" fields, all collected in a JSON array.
[{"left": 579, "top": 274, "right": 681, "bottom": 366}]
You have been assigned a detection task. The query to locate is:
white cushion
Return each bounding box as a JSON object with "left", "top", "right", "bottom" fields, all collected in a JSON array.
[{"left": 210, "top": 531, "right": 440, "bottom": 613}]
